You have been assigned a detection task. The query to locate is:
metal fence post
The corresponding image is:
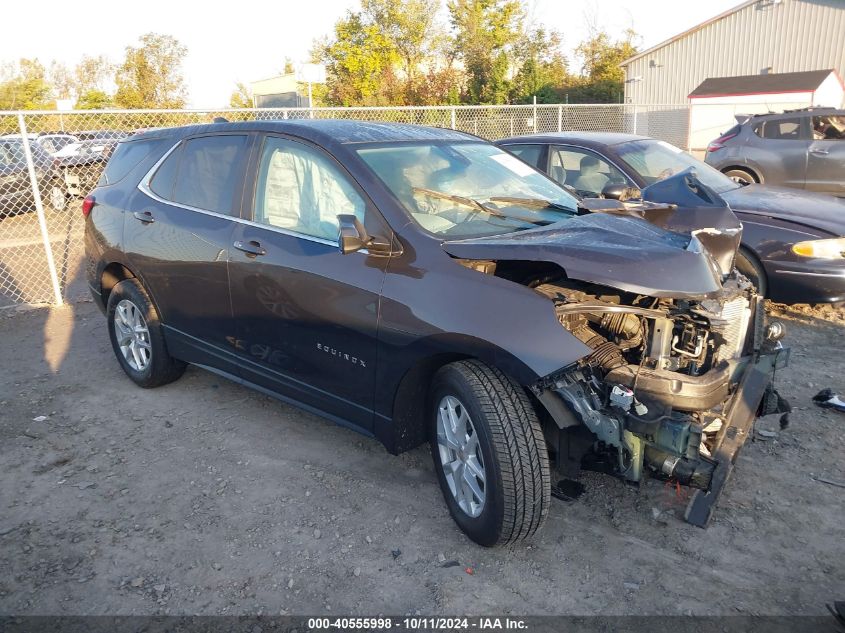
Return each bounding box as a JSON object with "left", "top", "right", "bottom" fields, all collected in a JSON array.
[
  {"left": 557, "top": 105, "right": 562, "bottom": 132},
  {"left": 17, "top": 113, "right": 63, "bottom": 306},
  {"left": 533, "top": 96, "right": 538, "bottom": 133},
  {"left": 450, "top": 107, "right": 456, "bottom": 130},
  {"left": 632, "top": 104, "right": 638, "bottom": 135}
]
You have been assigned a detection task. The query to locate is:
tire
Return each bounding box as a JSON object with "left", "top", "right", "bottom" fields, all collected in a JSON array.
[
  {"left": 722, "top": 168, "right": 758, "bottom": 187},
  {"left": 735, "top": 248, "right": 768, "bottom": 297},
  {"left": 106, "top": 278, "right": 186, "bottom": 388},
  {"left": 47, "top": 184, "right": 67, "bottom": 211},
  {"left": 429, "top": 360, "right": 550, "bottom": 547}
]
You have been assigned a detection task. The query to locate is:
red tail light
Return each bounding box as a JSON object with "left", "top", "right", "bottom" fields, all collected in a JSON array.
[
  {"left": 707, "top": 132, "right": 737, "bottom": 153},
  {"left": 82, "top": 195, "right": 96, "bottom": 217}
]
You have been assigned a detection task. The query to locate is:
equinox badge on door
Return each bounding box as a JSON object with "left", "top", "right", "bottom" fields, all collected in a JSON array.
[{"left": 317, "top": 343, "right": 367, "bottom": 368}]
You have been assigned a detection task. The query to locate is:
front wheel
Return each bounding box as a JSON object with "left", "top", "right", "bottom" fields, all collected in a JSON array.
[
  {"left": 106, "top": 278, "right": 186, "bottom": 388},
  {"left": 429, "top": 360, "right": 551, "bottom": 547}
]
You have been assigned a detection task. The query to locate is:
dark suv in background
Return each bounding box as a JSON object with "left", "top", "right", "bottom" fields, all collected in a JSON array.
[{"left": 704, "top": 107, "right": 845, "bottom": 195}]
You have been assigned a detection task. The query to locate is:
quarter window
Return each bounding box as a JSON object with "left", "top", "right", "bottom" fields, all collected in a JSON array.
[
  {"left": 149, "top": 135, "right": 248, "bottom": 215},
  {"left": 253, "top": 137, "right": 366, "bottom": 241}
]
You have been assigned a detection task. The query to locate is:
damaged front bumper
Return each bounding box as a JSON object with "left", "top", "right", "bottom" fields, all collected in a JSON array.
[
  {"left": 684, "top": 344, "right": 789, "bottom": 527},
  {"left": 535, "top": 340, "right": 790, "bottom": 528}
]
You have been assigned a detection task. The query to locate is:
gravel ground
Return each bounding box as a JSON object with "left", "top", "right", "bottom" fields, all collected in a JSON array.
[{"left": 0, "top": 299, "right": 843, "bottom": 616}]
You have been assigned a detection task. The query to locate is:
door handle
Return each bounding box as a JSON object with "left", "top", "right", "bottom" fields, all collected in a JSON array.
[
  {"left": 809, "top": 148, "right": 829, "bottom": 156},
  {"left": 233, "top": 240, "right": 266, "bottom": 257},
  {"left": 132, "top": 210, "right": 155, "bottom": 224}
]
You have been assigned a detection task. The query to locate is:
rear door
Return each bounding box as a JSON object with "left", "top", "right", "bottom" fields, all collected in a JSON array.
[
  {"left": 127, "top": 132, "right": 252, "bottom": 371},
  {"left": 227, "top": 134, "right": 391, "bottom": 430},
  {"left": 807, "top": 114, "right": 845, "bottom": 195}
]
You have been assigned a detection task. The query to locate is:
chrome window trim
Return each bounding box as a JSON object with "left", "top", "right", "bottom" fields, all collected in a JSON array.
[{"left": 137, "top": 139, "right": 338, "bottom": 248}]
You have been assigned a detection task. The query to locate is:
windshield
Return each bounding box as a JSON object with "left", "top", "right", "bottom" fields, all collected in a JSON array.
[
  {"left": 356, "top": 142, "right": 578, "bottom": 238},
  {"left": 616, "top": 139, "right": 739, "bottom": 194}
]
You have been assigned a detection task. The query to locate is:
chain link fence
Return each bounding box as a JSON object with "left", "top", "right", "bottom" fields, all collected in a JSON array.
[{"left": 0, "top": 103, "right": 692, "bottom": 307}]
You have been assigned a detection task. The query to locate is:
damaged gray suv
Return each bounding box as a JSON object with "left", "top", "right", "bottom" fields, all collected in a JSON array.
[{"left": 85, "top": 121, "right": 789, "bottom": 547}]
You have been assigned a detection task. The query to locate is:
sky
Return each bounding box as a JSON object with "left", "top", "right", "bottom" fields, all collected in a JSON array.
[{"left": 0, "top": 0, "right": 742, "bottom": 107}]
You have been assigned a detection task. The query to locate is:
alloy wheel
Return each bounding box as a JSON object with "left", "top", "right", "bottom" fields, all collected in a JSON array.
[
  {"left": 114, "top": 299, "right": 151, "bottom": 372},
  {"left": 436, "top": 395, "right": 486, "bottom": 518}
]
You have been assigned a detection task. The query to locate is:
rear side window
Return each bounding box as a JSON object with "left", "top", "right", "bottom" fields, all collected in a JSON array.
[
  {"left": 98, "top": 139, "right": 161, "bottom": 186},
  {"left": 754, "top": 117, "right": 806, "bottom": 140},
  {"left": 503, "top": 144, "right": 544, "bottom": 168},
  {"left": 148, "top": 135, "right": 248, "bottom": 215}
]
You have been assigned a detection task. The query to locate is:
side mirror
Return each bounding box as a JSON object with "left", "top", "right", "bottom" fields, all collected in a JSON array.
[
  {"left": 337, "top": 214, "right": 393, "bottom": 256},
  {"left": 601, "top": 183, "right": 641, "bottom": 201}
]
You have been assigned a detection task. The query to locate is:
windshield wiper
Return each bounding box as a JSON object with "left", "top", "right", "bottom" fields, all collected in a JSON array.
[
  {"left": 487, "top": 196, "right": 575, "bottom": 212},
  {"left": 412, "top": 188, "right": 555, "bottom": 226},
  {"left": 412, "top": 187, "right": 490, "bottom": 214}
]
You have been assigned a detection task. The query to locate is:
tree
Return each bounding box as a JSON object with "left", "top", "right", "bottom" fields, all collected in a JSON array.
[
  {"left": 0, "top": 58, "right": 53, "bottom": 110},
  {"left": 48, "top": 61, "right": 74, "bottom": 101},
  {"left": 74, "top": 55, "right": 113, "bottom": 96},
  {"left": 114, "top": 33, "right": 188, "bottom": 108},
  {"left": 75, "top": 90, "right": 112, "bottom": 109},
  {"left": 283, "top": 57, "right": 295, "bottom": 75},
  {"left": 575, "top": 28, "right": 638, "bottom": 84},
  {"left": 361, "top": 0, "right": 443, "bottom": 87},
  {"left": 317, "top": 11, "right": 400, "bottom": 106},
  {"left": 510, "top": 27, "right": 569, "bottom": 103},
  {"left": 229, "top": 82, "right": 253, "bottom": 108},
  {"left": 447, "top": 0, "right": 524, "bottom": 104}
]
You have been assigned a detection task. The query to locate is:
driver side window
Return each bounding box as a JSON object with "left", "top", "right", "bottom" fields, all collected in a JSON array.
[
  {"left": 254, "top": 137, "right": 366, "bottom": 241},
  {"left": 549, "top": 146, "right": 627, "bottom": 198}
]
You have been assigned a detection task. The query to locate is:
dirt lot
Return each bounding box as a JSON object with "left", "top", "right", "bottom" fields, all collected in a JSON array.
[{"left": 1, "top": 298, "right": 843, "bottom": 616}]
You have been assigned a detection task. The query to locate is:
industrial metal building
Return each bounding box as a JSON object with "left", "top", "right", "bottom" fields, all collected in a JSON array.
[{"left": 621, "top": 0, "right": 845, "bottom": 105}]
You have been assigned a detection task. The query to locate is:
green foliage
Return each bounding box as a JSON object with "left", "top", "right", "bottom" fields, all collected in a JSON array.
[
  {"left": 0, "top": 59, "right": 54, "bottom": 110},
  {"left": 576, "top": 28, "right": 637, "bottom": 83},
  {"left": 229, "top": 82, "right": 253, "bottom": 108},
  {"left": 361, "top": 0, "right": 442, "bottom": 85},
  {"left": 447, "top": 0, "right": 524, "bottom": 104},
  {"left": 318, "top": 10, "right": 401, "bottom": 106},
  {"left": 114, "top": 33, "right": 188, "bottom": 108},
  {"left": 75, "top": 89, "right": 113, "bottom": 110},
  {"left": 510, "top": 28, "right": 569, "bottom": 104}
]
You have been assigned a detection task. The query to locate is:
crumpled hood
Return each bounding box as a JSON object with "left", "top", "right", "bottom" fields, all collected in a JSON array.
[
  {"left": 442, "top": 213, "right": 724, "bottom": 299},
  {"left": 640, "top": 170, "right": 743, "bottom": 276},
  {"left": 721, "top": 184, "right": 845, "bottom": 237}
]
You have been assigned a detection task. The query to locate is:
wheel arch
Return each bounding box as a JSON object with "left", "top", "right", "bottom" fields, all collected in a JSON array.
[
  {"left": 721, "top": 165, "right": 761, "bottom": 183},
  {"left": 376, "top": 334, "right": 553, "bottom": 455},
  {"left": 100, "top": 262, "right": 136, "bottom": 307}
]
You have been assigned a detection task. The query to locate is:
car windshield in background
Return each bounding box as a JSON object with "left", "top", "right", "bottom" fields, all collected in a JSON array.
[
  {"left": 616, "top": 139, "right": 739, "bottom": 194},
  {"left": 356, "top": 142, "right": 578, "bottom": 238}
]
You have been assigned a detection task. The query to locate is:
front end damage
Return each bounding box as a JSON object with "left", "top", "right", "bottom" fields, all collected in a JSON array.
[
  {"left": 529, "top": 275, "right": 788, "bottom": 526},
  {"left": 444, "top": 171, "right": 790, "bottom": 526}
]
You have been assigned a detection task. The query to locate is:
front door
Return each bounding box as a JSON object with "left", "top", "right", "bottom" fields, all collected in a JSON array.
[
  {"left": 807, "top": 114, "right": 845, "bottom": 195},
  {"left": 227, "top": 135, "right": 391, "bottom": 430}
]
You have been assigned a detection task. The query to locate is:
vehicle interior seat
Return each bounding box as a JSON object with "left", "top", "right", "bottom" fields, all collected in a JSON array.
[{"left": 572, "top": 155, "right": 609, "bottom": 194}]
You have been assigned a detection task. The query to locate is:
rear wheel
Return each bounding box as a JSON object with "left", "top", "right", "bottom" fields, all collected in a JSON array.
[
  {"left": 722, "top": 168, "right": 758, "bottom": 187},
  {"left": 47, "top": 184, "right": 67, "bottom": 211},
  {"left": 106, "top": 278, "right": 185, "bottom": 388},
  {"left": 429, "top": 360, "right": 550, "bottom": 547},
  {"left": 736, "top": 248, "right": 768, "bottom": 297}
]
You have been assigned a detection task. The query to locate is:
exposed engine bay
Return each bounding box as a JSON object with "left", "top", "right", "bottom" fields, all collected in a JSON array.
[
  {"left": 455, "top": 254, "right": 789, "bottom": 523},
  {"left": 529, "top": 274, "right": 764, "bottom": 492}
]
